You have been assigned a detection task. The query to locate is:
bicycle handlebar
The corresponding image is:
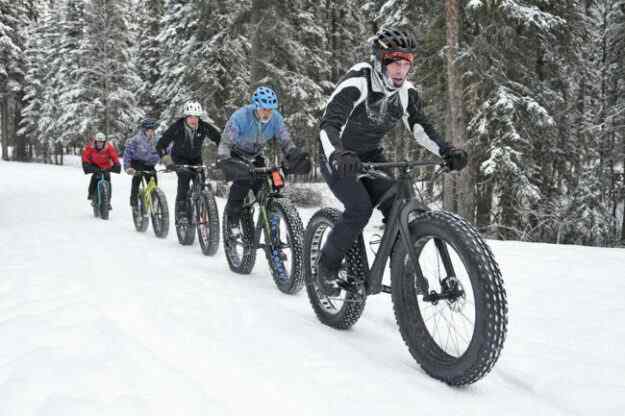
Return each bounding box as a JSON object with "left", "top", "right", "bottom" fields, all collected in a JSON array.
[
  {"left": 252, "top": 165, "right": 283, "bottom": 175},
  {"left": 361, "top": 159, "right": 443, "bottom": 170},
  {"left": 158, "top": 164, "right": 215, "bottom": 174},
  {"left": 176, "top": 164, "right": 206, "bottom": 169},
  {"left": 359, "top": 159, "right": 449, "bottom": 182}
]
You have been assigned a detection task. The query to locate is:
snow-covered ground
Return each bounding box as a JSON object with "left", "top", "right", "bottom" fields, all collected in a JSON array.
[{"left": 0, "top": 160, "right": 624, "bottom": 416}]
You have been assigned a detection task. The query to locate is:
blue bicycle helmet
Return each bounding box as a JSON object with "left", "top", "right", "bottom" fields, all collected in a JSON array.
[{"left": 252, "top": 86, "right": 278, "bottom": 110}]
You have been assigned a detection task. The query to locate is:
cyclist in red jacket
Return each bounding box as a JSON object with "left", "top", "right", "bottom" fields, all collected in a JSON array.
[{"left": 82, "top": 132, "right": 121, "bottom": 206}]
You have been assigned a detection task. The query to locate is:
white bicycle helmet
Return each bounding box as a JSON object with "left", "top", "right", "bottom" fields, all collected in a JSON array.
[
  {"left": 182, "top": 101, "right": 203, "bottom": 117},
  {"left": 95, "top": 132, "right": 106, "bottom": 142}
]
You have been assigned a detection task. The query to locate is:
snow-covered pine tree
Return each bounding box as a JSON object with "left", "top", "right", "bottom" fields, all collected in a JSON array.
[
  {"left": 134, "top": 0, "right": 165, "bottom": 120},
  {"left": 78, "top": 0, "right": 142, "bottom": 144},
  {"left": 605, "top": 0, "right": 625, "bottom": 242},
  {"left": 255, "top": 0, "right": 329, "bottom": 170},
  {"left": 19, "top": 1, "right": 53, "bottom": 162},
  {"left": 0, "top": 0, "right": 28, "bottom": 160},
  {"left": 154, "top": 0, "right": 200, "bottom": 124},
  {"left": 54, "top": 0, "right": 88, "bottom": 152},
  {"left": 35, "top": 3, "right": 66, "bottom": 163},
  {"left": 183, "top": 0, "right": 250, "bottom": 126},
  {"left": 463, "top": 0, "right": 566, "bottom": 239}
]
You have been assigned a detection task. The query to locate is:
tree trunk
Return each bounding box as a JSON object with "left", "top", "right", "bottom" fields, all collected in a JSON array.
[
  {"left": 14, "top": 94, "right": 27, "bottom": 161},
  {"left": 1, "top": 97, "right": 9, "bottom": 161},
  {"left": 475, "top": 177, "right": 493, "bottom": 230},
  {"left": 444, "top": 0, "right": 473, "bottom": 221},
  {"left": 622, "top": 158, "right": 625, "bottom": 243},
  {"left": 250, "top": 0, "right": 272, "bottom": 85}
]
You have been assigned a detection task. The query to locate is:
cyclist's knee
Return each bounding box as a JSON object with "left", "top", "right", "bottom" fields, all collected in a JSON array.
[{"left": 343, "top": 200, "right": 373, "bottom": 229}]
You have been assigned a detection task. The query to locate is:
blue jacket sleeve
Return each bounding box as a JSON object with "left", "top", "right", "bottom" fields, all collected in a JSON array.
[
  {"left": 123, "top": 139, "right": 136, "bottom": 170},
  {"left": 274, "top": 113, "right": 295, "bottom": 155}
]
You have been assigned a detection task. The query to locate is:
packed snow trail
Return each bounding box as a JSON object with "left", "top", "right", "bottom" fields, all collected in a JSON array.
[{"left": 1, "top": 160, "right": 624, "bottom": 416}]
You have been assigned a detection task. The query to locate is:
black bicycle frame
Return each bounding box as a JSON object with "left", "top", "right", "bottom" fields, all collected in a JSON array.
[
  {"left": 360, "top": 160, "right": 456, "bottom": 296},
  {"left": 177, "top": 165, "right": 212, "bottom": 221}
]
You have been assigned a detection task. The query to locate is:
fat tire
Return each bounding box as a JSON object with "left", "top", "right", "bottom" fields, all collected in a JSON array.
[
  {"left": 176, "top": 201, "right": 195, "bottom": 246},
  {"left": 197, "top": 190, "right": 220, "bottom": 256},
  {"left": 390, "top": 210, "right": 508, "bottom": 386},
  {"left": 151, "top": 188, "right": 169, "bottom": 239},
  {"left": 99, "top": 181, "right": 110, "bottom": 220},
  {"left": 133, "top": 193, "right": 149, "bottom": 232},
  {"left": 264, "top": 198, "right": 305, "bottom": 295},
  {"left": 223, "top": 206, "right": 256, "bottom": 274},
  {"left": 303, "top": 208, "right": 367, "bottom": 330}
]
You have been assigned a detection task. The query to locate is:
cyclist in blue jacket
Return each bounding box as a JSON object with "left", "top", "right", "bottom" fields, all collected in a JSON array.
[{"left": 217, "top": 86, "right": 311, "bottom": 235}]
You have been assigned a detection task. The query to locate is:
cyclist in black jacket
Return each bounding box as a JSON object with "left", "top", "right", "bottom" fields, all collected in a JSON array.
[
  {"left": 317, "top": 28, "right": 468, "bottom": 295},
  {"left": 156, "top": 101, "right": 221, "bottom": 223}
]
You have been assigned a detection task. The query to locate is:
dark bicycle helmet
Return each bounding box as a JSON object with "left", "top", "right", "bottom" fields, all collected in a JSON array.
[
  {"left": 371, "top": 27, "right": 418, "bottom": 59},
  {"left": 141, "top": 117, "right": 158, "bottom": 129}
]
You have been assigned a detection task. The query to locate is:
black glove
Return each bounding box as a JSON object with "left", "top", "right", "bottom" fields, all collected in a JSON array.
[
  {"left": 329, "top": 150, "right": 362, "bottom": 178},
  {"left": 160, "top": 154, "right": 175, "bottom": 170},
  {"left": 82, "top": 162, "right": 97, "bottom": 174},
  {"left": 442, "top": 146, "right": 468, "bottom": 171},
  {"left": 218, "top": 157, "right": 252, "bottom": 181},
  {"left": 111, "top": 163, "right": 121, "bottom": 174},
  {"left": 285, "top": 149, "right": 312, "bottom": 175}
]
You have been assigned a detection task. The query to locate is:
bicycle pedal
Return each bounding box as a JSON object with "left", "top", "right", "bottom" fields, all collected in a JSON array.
[{"left": 228, "top": 234, "right": 244, "bottom": 245}]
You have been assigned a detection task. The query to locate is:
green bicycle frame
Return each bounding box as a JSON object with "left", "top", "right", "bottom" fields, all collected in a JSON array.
[
  {"left": 244, "top": 171, "right": 286, "bottom": 249},
  {"left": 142, "top": 175, "right": 158, "bottom": 212}
]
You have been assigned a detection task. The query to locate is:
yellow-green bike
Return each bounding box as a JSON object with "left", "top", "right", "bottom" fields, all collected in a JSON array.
[{"left": 132, "top": 170, "right": 169, "bottom": 238}]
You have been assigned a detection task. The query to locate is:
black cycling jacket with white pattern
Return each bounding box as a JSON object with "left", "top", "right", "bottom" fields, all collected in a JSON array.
[{"left": 319, "top": 62, "right": 449, "bottom": 160}]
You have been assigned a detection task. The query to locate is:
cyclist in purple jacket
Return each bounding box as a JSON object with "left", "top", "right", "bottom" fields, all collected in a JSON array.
[{"left": 124, "top": 118, "right": 161, "bottom": 207}]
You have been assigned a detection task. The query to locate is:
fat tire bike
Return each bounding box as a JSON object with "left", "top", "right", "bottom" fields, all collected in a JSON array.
[
  {"left": 174, "top": 164, "right": 220, "bottom": 256},
  {"left": 223, "top": 164, "right": 305, "bottom": 295},
  {"left": 131, "top": 170, "right": 170, "bottom": 238},
  {"left": 303, "top": 159, "right": 508, "bottom": 386},
  {"left": 92, "top": 168, "right": 111, "bottom": 220}
]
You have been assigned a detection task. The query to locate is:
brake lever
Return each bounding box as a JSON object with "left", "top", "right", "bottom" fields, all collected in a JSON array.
[{"left": 431, "top": 164, "right": 450, "bottom": 182}]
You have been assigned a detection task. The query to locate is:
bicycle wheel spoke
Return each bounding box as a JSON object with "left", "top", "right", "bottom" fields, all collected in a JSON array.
[
  {"left": 437, "top": 302, "right": 471, "bottom": 354},
  {"left": 449, "top": 312, "right": 462, "bottom": 355},
  {"left": 458, "top": 309, "right": 474, "bottom": 326},
  {"left": 423, "top": 305, "right": 445, "bottom": 323}
]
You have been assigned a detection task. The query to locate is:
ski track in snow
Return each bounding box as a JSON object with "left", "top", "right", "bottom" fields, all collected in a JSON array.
[{"left": 1, "top": 159, "right": 624, "bottom": 416}]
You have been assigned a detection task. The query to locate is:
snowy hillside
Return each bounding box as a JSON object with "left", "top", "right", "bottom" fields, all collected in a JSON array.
[{"left": 0, "top": 160, "right": 623, "bottom": 416}]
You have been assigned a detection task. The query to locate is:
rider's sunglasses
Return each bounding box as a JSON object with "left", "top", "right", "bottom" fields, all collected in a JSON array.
[{"left": 382, "top": 51, "right": 415, "bottom": 64}]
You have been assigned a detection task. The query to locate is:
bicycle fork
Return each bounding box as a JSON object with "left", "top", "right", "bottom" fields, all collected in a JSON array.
[{"left": 365, "top": 200, "right": 435, "bottom": 296}]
